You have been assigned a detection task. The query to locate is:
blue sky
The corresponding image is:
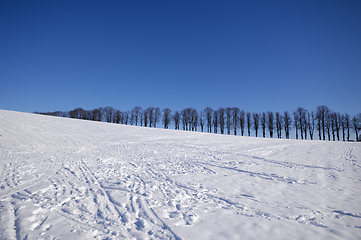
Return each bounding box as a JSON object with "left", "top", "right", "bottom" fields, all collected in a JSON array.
[{"left": 1, "top": 0, "right": 361, "bottom": 116}]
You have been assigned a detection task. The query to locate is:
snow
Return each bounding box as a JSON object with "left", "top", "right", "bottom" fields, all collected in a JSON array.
[{"left": 0, "top": 109, "right": 360, "bottom": 240}]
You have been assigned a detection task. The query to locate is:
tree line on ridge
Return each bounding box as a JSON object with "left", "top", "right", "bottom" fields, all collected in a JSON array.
[{"left": 35, "top": 105, "right": 361, "bottom": 141}]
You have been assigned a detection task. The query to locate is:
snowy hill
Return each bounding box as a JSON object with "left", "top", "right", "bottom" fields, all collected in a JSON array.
[{"left": 0, "top": 110, "right": 360, "bottom": 240}]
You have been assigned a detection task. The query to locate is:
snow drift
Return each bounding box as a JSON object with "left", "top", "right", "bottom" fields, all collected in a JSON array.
[{"left": 0, "top": 110, "right": 360, "bottom": 239}]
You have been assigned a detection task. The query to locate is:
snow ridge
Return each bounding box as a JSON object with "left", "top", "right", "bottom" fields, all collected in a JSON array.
[{"left": 0, "top": 110, "right": 360, "bottom": 239}]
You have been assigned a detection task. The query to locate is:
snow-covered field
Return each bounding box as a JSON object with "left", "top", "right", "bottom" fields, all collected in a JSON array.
[{"left": 0, "top": 110, "right": 360, "bottom": 240}]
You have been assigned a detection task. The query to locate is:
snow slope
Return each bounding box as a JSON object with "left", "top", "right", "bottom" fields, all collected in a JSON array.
[{"left": 0, "top": 110, "right": 360, "bottom": 240}]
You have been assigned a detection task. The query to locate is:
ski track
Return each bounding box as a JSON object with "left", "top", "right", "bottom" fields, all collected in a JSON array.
[{"left": 0, "top": 110, "right": 360, "bottom": 239}]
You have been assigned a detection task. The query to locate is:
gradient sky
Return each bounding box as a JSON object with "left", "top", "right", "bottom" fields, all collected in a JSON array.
[{"left": 1, "top": 0, "right": 361, "bottom": 116}]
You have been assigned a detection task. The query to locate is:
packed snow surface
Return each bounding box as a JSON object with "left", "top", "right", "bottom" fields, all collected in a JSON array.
[{"left": 0, "top": 110, "right": 360, "bottom": 240}]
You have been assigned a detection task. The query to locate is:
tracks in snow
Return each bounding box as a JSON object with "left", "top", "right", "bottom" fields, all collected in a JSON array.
[{"left": 4, "top": 156, "right": 183, "bottom": 239}]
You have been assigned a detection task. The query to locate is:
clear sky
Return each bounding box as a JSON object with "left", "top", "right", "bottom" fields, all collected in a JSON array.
[{"left": 1, "top": 0, "right": 360, "bottom": 116}]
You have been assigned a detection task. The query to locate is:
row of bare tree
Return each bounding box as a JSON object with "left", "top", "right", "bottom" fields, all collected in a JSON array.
[{"left": 36, "top": 105, "right": 361, "bottom": 141}]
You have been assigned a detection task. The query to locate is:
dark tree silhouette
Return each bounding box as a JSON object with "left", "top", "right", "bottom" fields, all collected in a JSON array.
[
  {"left": 267, "top": 111, "right": 274, "bottom": 138},
  {"left": 147, "top": 107, "right": 154, "bottom": 127},
  {"left": 181, "top": 108, "right": 195, "bottom": 131},
  {"left": 199, "top": 111, "right": 205, "bottom": 132},
  {"left": 352, "top": 114, "right": 360, "bottom": 141},
  {"left": 325, "top": 113, "right": 331, "bottom": 141},
  {"left": 275, "top": 112, "right": 283, "bottom": 138},
  {"left": 173, "top": 110, "right": 180, "bottom": 130},
  {"left": 113, "top": 110, "right": 122, "bottom": 124},
  {"left": 131, "top": 106, "right": 142, "bottom": 126},
  {"left": 69, "top": 108, "right": 86, "bottom": 119},
  {"left": 181, "top": 109, "right": 188, "bottom": 130},
  {"left": 283, "top": 111, "right": 291, "bottom": 139},
  {"left": 83, "top": 110, "right": 91, "bottom": 120},
  {"left": 163, "top": 108, "right": 172, "bottom": 129},
  {"left": 68, "top": 109, "right": 76, "bottom": 119},
  {"left": 295, "top": 107, "right": 307, "bottom": 139},
  {"left": 293, "top": 111, "right": 299, "bottom": 139},
  {"left": 205, "top": 107, "right": 213, "bottom": 133},
  {"left": 38, "top": 110, "right": 68, "bottom": 117},
  {"left": 232, "top": 107, "right": 240, "bottom": 135},
  {"left": 143, "top": 109, "right": 149, "bottom": 127},
  {"left": 38, "top": 110, "right": 68, "bottom": 118},
  {"left": 260, "top": 112, "right": 266, "bottom": 138},
  {"left": 104, "top": 106, "right": 114, "bottom": 123},
  {"left": 190, "top": 108, "right": 198, "bottom": 131},
  {"left": 124, "top": 111, "right": 130, "bottom": 125},
  {"left": 246, "top": 112, "right": 252, "bottom": 137},
  {"left": 308, "top": 111, "right": 315, "bottom": 140},
  {"left": 218, "top": 108, "right": 225, "bottom": 134},
  {"left": 316, "top": 105, "right": 330, "bottom": 140},
  {"left": 239, "top": 110, "right": 245, "bottom": 136},
  {"left": 330, "top": 112, "right": 336, "bottom": 141},
  {"left": 130, "top": 110, "right": 135, "bottom": 125},
  {"left": 226, "top": 107, "right": 232, "bottom": 135},
  {"left": 213, "top": 110, "right": 219, "bottom": 134},
  {"left": 153, "top": 107, "right": 161, "bottom": 128},
  {"left": 252, "top": 113, "right": 259, "bottom": 137},
  {"left": 345, "top": 113, "right": 351, "bottom": 141},
  {"left": 341, "top": 114, "right": 346, "bottom": 141},
  {"left": 303, "top": 110, "right": 308, "bottom": 140},
  {"left": 335, "top": 113, "right": 341, "bottom": 141},
  {"left": 91, "top": 108, "right": 102, "bottom": 121}
]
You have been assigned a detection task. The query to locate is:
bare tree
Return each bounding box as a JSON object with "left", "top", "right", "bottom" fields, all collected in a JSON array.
[
  {"left": 246, "top": 112, "right": 252, "bottom": 136},
  {"left": 260, "top": 112, "right": 266, "bottom": 138},
  {"left": 316, "top": 105, "right": 330, "bottom": 140},
  {"left": 68, "top": 109, "right": 77, "bottom": 119},
  {"left": 143, "top": 109, "right": 149, "bottom": 127},
  {"left": 83, "top": 110, "right": 92, "bottom": 120},
  {"left": 253, "top": 113, "right": 260, "bottom": 137},
  {"left": 218, "top": 108, "right": 225, "bottom": 134},
  {"left": 163, "top": 108, "right": 172, "bottom": 129},
  {"left": 213, "top": 110, "right": 219, "bottom": 134},
  {"left": 340, "top": 114, "right": 346, "bottom": 141},
  {"left": 199, "top": 110, "right": 205, "bottom": 132},
  {"left": 69, "top": 107, "right": 86, "bottom": 119},
  {"left": 316, "top": 112, "right": 322, "bottom": 140},
  {"left": 345, "top": 113, "right": 351, "bottom": 141},
  {"left": 335, "top": 113, "right": 341, "bottom": 141},
  {"left": 304, "top": 110, "right": 309, "bottom": 140},
  {"left": 190, "top": 108, "right": 198, "bottom": 131},
  {"left": 131, "top": 106, "right": 141, "bottom": 126},
  {"left": 124, "top": 111, "right": 130, "bottom": 125},
  {"left": 239, "top": 110, "right": 245, "bottom": 136},
  {"left": 295, "top": 107, "right": 307, "bottom": 139},
  {"left": 267, "top": 111, "right": 274, "bottom": 138},
  {"left": 113, "top": 110, "right": 122, "bottom": 124},
  {"left": 275, "top": 112, "right": 283, "bottom": 138},
  {"left": 325, "top": 113, "right": 331, "bottom": 141},
  {"left": 91, "top": 108, "right": 102, "bottom": 121},
  {"left": 352, "top": 114, "right": 361, "bottom": 141},
  {"left": 330, "top": 112, "right": 336, "bottom": 141},
  {"left": 148, "top": 107, "right": 155, "bottom": 127},
  {"left": 181, "top": 109, "right": 188, "bottom": 130},
  {"left": 293, "top": 111, "right": 299, "bottom": 139},
  {"left": 180, "top": 108, "right": 196, "bottom": 131},
  {"left": 232, "top": 107, "right": 240, "bottom": 135},
  {"left": 173, "top": 110, "right": 180, "bottom": 130},
  {"left": 130, "top": 110, "right": 135, "bottom": 125},
  {"left": 308, "top": 111, "right": 315, "bottom": 140},
  {"left": 283, "top": 111, "right": 292, "bottom": 139},
  {"left": 226, "top": 107, "right": 232, "bottom": 135},
  {"left": 153, "top": 107, "right": 161, "bottom": 128},
  {"left": 104, "top": 106, "right": 115, "bottom": 123},
  {"left": 205, "top": 107, "right": 213, "bottom": 133}
]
